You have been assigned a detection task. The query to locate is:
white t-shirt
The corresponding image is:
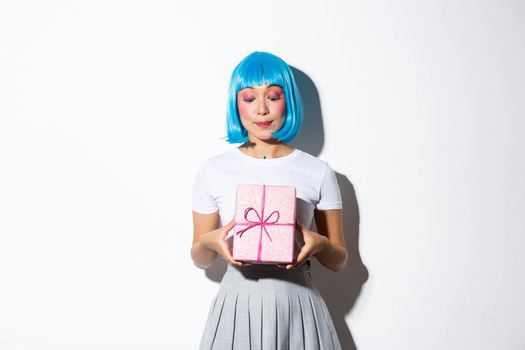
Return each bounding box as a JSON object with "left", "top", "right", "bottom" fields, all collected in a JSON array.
[{"left": 192, "top": 147, "right": 342, "bottom": 256}]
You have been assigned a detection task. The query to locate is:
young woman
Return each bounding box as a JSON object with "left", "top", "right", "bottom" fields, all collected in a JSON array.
[{"left": 191, "top": 51, "right": 348, "bottom": 349}]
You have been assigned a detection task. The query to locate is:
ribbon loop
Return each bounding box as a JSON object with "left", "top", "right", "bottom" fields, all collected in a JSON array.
[
  {"left": 244, "top": 207, "right": 263, "bottom": 223},
  {"left": 263, "top": 210, "right": 280, "bottom": 224},
  {"left": 236, "top": 207, "right": 279, "bottom": 238}
]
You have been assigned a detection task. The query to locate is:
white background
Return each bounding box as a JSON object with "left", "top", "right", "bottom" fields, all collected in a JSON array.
[{"left": 1, "top": 1, "right": 524, "bottom": 349}]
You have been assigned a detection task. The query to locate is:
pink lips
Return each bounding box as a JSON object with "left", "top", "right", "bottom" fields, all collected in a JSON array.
[{"left": 255, "top": 121, "right": 272, "bottom": 128}]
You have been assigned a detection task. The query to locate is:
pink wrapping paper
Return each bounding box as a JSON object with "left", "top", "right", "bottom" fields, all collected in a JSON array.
[{"left": 233, "top": 184, "right": 296, "bottom": 264}]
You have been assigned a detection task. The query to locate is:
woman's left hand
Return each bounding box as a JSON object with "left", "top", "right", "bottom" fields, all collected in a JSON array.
[{"left": 281, "top": 220, "right": 329, "bottom": 270}]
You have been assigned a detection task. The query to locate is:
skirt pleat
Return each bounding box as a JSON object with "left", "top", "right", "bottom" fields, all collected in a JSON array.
[
  {"left": 298, "top": 293, "right": 320, "bottom": 350},
  {"left": 233, "top": 292, "right": 251, "bottom": 350},
  {"left": 308, "top": 292, "right": 336, "bottom": 350},
  {"left": 248, "top": 293, "right": 262, "bottom": 350},
  {"left": 315, "top": 292, "right": 341, "bottom": 350},
  {"left": 262, "top": 294, "right": 277, "bottom": 349},
  {"left": 289, "top": 294, "right": 305, "bottom": 349},
  {"left": 199, "top": 291, "right": 227, "bottom": 349},
  {"left": 199, "top": 264, "right": 342, "bottom": 350},
  {"left": 276, "top": 293, "right": 290, "bottom": 350}
]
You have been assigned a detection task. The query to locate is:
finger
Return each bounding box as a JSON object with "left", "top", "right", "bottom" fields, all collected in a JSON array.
[
  {"left": 225, "top": 254, "right": 243, "bottom": 266},
  {"left": 222, "top": 221, "right": 236, "bottom": 238},
  {"left": 227, "top": 257, "right": 243, "bottom": 266},
  {"left": 286, "top": 259, "right": 307, "bottom": 270},
  {"left": 222, "top": 244, "right": 235, "bottom": 261},
  {"left": 284, "top": 256, "right": 298, "bottom": 270},
  {"left": 292, "top": 248, "right": 310, "bottom": 269},
  {"left": 226, "top": 218, "right": 236, "bottom": 227},
  {"left": 221, "top": 243, "right": 242, "bottom": 266},
  {"left": 224, "top": 219, "right": 236, "bottom": 231},
  {"left": 295, "top": 220, "right": 306, "bottom": 236}
]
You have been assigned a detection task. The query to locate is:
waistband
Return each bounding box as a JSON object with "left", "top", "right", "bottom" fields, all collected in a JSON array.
[{"left": 227, "top": 259, "right": 311, "bottom": 273}]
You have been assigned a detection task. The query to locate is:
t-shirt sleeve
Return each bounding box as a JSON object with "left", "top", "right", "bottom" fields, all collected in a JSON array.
[
  {"left": 316, "top": 163, "right": 343, "bottom": 210},
  {"left": 192, "top": 160, "right": 219, "bottom": 214}
]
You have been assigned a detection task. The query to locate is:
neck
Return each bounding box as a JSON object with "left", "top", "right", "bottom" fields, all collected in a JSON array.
[{"left": 239, "top": 138, "right": 294, "bottom": 159}]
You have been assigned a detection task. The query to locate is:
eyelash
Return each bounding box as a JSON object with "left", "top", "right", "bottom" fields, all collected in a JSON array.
[{"left": 242, "top": 96, "right": 282, "bottom": 103}]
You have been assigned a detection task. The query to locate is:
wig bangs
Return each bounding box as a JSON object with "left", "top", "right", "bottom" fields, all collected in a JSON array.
[{"left": 233, "top": 56, "right": 286, "bottom": 92}]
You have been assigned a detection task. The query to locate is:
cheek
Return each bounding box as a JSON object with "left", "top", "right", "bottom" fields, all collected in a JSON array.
[
  {"left": 274, "top": 99, "right": 286, "bottom": 116},
  {"left": 237, "top": 102, "right": 250, "bottom": 119}
]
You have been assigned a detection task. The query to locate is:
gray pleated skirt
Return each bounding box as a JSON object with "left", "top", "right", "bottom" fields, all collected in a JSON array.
[{"left": 199, "top": 262, "right": 342, "bottom": 350}]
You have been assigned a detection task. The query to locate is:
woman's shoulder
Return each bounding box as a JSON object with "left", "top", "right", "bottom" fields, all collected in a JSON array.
[
  {"left": 294, "top": 149, "right": 331, "bottom": 170},
  {"left": 207, "top": 148, "right": 236, "bottom": 161},
  {"left": 197, "top": 148, "right": 240, "bottom": 169}
]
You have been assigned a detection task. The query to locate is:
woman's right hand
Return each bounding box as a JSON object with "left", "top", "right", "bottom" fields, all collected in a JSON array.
[{"left": 200, "top": 218, "right": 247, "bottom": 267}]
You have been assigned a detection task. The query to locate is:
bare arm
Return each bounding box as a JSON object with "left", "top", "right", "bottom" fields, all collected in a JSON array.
[
  {"left": 190, "top": 211, "right": 244, "bottom": 270},
  {"left": 288, "top": 208, "right": 347, "bottom": 272},
  {"left": 312, "top": 209, "right": 348, "bottom": 272}
]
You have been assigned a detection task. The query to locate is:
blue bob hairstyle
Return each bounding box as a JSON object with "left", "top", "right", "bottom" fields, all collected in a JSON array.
[{"left": 225, "top": 51, "right": 303, "bottom": 144}]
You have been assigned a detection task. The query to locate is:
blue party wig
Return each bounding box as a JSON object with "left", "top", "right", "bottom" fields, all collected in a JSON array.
[{"left": 225, "top": 51, "right": 303, "bottom": 144}]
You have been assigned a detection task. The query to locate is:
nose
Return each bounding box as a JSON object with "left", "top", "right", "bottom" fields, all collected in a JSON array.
[{"left": 257, "top": 99, "right": 269, "bottom": 116}]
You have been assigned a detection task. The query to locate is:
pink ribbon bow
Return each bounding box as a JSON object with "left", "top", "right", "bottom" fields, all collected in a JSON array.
[{"left": 235, "top": 185, "right": 294, "bottom": 263}]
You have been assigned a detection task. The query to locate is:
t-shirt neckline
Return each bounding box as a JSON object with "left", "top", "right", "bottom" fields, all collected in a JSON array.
[{"left": 233, "top": 147, "right": 301, "bottom": 166}]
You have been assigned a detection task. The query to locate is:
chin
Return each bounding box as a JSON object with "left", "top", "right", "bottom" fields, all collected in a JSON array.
[
  {"left": 260, "top": 132, "right": 277, "bottom": 140},
  {"left": 250, "top": 133, "right": 274, "bottom": 142}
]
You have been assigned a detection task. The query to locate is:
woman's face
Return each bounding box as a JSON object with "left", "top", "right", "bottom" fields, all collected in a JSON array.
[{"left": 237, "top": 84, "right": 286, "bottom": 142}]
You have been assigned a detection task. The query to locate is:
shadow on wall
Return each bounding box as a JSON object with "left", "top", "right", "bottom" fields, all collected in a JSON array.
[
  {"left": 310, "top": 174, "right": 368, "bottom": 350},
  {"left": 204, "top": 66, "right": 368, "bottom": 350},
  {"left": 292, "top": 66, "right": 369, "bottom": 350},
  {"left": 289, "top": 67, "right": 325, "bottom": 156}
]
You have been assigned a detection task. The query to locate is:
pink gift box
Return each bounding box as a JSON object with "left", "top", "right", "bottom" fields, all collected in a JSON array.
[{"left": 233, "top": 184, "right": 296, "bottom": 264}]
